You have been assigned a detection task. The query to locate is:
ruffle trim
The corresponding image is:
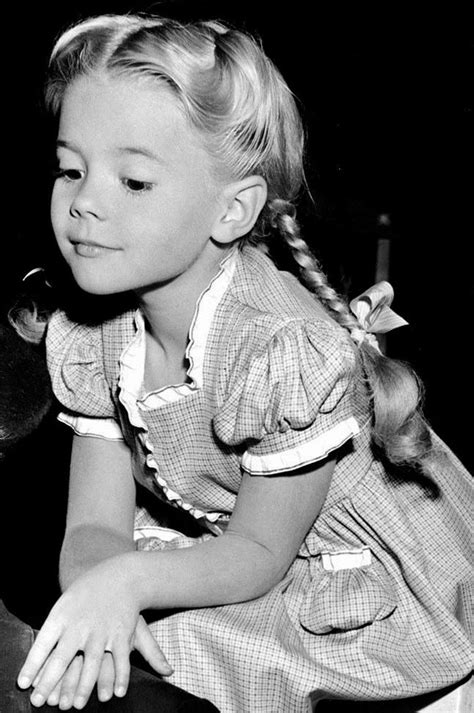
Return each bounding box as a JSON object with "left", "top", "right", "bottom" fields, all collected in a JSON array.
[
  {"left": 57, "top": 413, "right": 124, "bottom": 440},
  {"left": 116, "top": 249, "right": 238, "bottom": 529},
  {"left": 120, "top": 247, "right": 238, "bottom": 410},
  {"left": 134, "top": 524, "right": 213, "bottom": 551},
  {"left": 241, "top": 417, "right": 360, "bottom": 474}
]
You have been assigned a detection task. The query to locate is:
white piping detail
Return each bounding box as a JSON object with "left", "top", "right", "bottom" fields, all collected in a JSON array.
[
  {"left": 57, "top": 413, "right": 124, "bottom": 440},
  {"left": 241, "top": 417, "right": 360, "bottom": 474},
  {"left": 321, "top": 547, "right": 372, "bottom": 571}
]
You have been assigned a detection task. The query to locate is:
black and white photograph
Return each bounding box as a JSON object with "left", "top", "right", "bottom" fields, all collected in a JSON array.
[{"left": 1, "top": 3, "right": 472, "bottom": 711}]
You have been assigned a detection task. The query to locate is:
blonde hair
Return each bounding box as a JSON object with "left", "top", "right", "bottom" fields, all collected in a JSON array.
[
  {"left": 15, "top": 13, "right": 433, "bottom": 469},
  {"left": 46, "top": 14, "right": 304, "bottom": 214}
]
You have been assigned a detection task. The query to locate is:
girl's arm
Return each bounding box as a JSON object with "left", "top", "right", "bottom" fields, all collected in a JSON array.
[
  {"left": 63, "top": 435, "right": 335, "bottom": 607},
  {"left": 64, "top": 433, "right": 335, "bottom": 608},
  {"left": 20, "top": 435, "right": 335, "bottom": 708},
  {"left": 19, "top": 434, "right": 171, "bottom": 710},
  {"left": 58, "top": 434, "right": 137, "bottom": 589},
  {"left": 121, "top": 457, "right": 335, "bottom": 609}
]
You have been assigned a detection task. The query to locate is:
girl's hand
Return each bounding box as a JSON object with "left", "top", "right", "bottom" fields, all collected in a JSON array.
[
  {"left": 42, "top": 652, "right": 115, "bottom": 709},
  {"left": 17, "top": 559, "right": 173, "bottom": 709},
  {"left": 39, "top": 617, "right": 170, "bottom": 710}
]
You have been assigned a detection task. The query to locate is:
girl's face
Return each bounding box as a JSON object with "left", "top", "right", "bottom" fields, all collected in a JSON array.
[{"left": 51, "top": 74, "right": 226, "bottom": 297}]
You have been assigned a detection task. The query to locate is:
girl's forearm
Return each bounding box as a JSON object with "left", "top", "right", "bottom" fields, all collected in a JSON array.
[
  {"left": 59, "top": 523, "right": 135, "bottom": 590},
  {"left": 59, "top": 454, "right": 333, "bottom": 607},
  {"left": 108, "top": 531, "right": 283, "bottom": 611}
]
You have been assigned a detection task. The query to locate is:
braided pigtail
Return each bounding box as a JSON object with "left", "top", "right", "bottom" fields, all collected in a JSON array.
[
  {"left": 268, "top": 198, "right": 433, "bottom": 471},
  {"left": 268, "top": 199, "right": 361, "bottom": 333}
]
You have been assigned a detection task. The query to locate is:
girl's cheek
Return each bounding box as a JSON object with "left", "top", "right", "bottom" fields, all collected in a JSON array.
[
  {"left": 50, "top": 215, "right": 68, "bottom": 248},
  {"left": 50, "top": 194, "right": 66, "bottom": 233}
]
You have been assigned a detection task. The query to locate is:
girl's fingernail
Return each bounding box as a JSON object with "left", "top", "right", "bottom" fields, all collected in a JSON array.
[
  {"left": 115, "top": 686, "right": 126, "bottom": 697},
  {"left": 73, "top": 695, "right": 86, "bottom": 709},
  {"left": 59, "top": 695, "right": 70, "bottom": 709},
  {"left": 31, "top": 692, "right": 45, "bottom": 706},
  {"left": 17, "top": 675, "right": 30, "bottom": 689},
  {"left": 98, "top": 688, "right": 112, "bottom": 702}
]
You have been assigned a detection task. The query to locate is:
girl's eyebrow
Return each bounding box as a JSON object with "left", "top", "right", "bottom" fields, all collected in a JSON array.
[
  {"left": 116, "top": 146, "right": 166, "bottom": 165},
  {"left": 55, "top": 140, "right": 166, "bottom": 166},
  {"left": 56, "top": 139, "right": 79, "bottom": 151}
]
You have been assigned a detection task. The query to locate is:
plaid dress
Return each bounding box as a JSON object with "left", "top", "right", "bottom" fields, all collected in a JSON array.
[{"left": 47, "top": 245, "right": 473, "bottom": 713}]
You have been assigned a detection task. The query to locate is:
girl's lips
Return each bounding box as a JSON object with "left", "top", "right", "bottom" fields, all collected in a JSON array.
[{"left": 71, "top": 241, "right": 120, "bottom": 257}]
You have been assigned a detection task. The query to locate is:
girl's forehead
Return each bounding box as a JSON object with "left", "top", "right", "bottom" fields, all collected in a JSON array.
[
  {"left": 63, "top": 72, "right": 183, "bottom": 124},
  {"left": 58, "top": 72, "right": 225, "bottom": 185},
  {"left": 60, "top": 73, "right": 208, "bottom": 159}
]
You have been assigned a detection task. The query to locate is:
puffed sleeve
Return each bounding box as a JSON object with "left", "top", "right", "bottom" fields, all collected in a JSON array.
[
  {"left": 46, "top": 310, "right": 123, "bottom": 440},
  {"left": 213, "top": 319, "right": 360, "bottom": 474}
]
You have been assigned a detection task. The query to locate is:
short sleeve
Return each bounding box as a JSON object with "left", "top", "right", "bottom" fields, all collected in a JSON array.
[
  {"left": 46, "top": 310, "right": 123, "bottom": 439},
  {"left": 213, "top": 319, "right": 360, "bottom": 474}
]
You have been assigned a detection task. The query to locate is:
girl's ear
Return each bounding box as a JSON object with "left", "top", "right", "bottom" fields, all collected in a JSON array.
[{"left": 212, "top": 176, "right": 267, "bottom": 244}]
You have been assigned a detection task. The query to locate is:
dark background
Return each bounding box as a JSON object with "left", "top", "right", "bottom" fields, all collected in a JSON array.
[{"left": 1, "top": 2, "right": 472, "bottom": 626}]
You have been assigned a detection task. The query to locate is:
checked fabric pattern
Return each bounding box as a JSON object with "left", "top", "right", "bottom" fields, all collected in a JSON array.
[{"left": 46, "top": 245, "right": 473, "bottom": 712}]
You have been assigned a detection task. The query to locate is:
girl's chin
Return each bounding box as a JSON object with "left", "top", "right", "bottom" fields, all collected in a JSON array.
[{"left": 70, "top": 271, "right": 127, "bottom": 296}]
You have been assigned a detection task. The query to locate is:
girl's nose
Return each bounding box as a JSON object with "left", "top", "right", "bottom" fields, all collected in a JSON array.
[{"left": 69, "top": 179, "right": 104, "bottom": 220}]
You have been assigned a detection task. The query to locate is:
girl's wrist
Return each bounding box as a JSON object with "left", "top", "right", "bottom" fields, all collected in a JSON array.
[{"left": 106, "top": 550, "right": 155, "bottom": 610}]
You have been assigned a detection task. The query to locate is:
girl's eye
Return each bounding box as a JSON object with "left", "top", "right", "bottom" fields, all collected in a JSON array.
[
  {"left": 54, "top": 168, "right": 82, "bottom": 182},
  {"left": 122, "top": 178, "right": 153, "bottom": 193}
]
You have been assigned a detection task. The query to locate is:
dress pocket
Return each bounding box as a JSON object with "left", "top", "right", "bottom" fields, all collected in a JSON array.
[{"left": 299, "top": 547, "right": 398, "bottom": 634}]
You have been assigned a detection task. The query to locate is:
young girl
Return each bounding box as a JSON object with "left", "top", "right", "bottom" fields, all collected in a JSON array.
[{"left": 16, "top": 13, "right": 472, "bottom": 713}]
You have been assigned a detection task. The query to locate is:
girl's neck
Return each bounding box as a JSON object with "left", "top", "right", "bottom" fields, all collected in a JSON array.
[{"left": 136, "top": 241, "right": 231, "bottom": 358}]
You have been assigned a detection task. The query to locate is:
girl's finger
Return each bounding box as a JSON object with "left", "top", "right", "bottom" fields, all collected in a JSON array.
[
  {"left": 45, "top": 680, "right": 62, "bottom": 708},
  {"left": 72, "top": 642, "right": 106, "bottom": 710},
  {"left": 57, "top": 654, "right": 84, "bottom": 710},
  {"left": 29, "top": 640, "right": 80, "bottom": 707},
  {"left": 97, "top": 652, "right": 115, "bottom": 703},
  {"left": 110, "top": 640, "right": 131, "bottom": 698},
  {"left": 134, "top": 617, "right": 174, "bottom": 677},
  {"left": 18, "top": 620, "right": 62, "bottom": 689},
  {"left": 32, "top": 660, "right": 47, "bottom": 689},
  {"left": 29, "top": 642, "right": 79, "bottom": 708}
]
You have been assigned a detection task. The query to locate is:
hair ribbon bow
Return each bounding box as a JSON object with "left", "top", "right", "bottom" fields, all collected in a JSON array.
[{"left": 349, "top": 281, "right": 408, "bottom": 352}]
